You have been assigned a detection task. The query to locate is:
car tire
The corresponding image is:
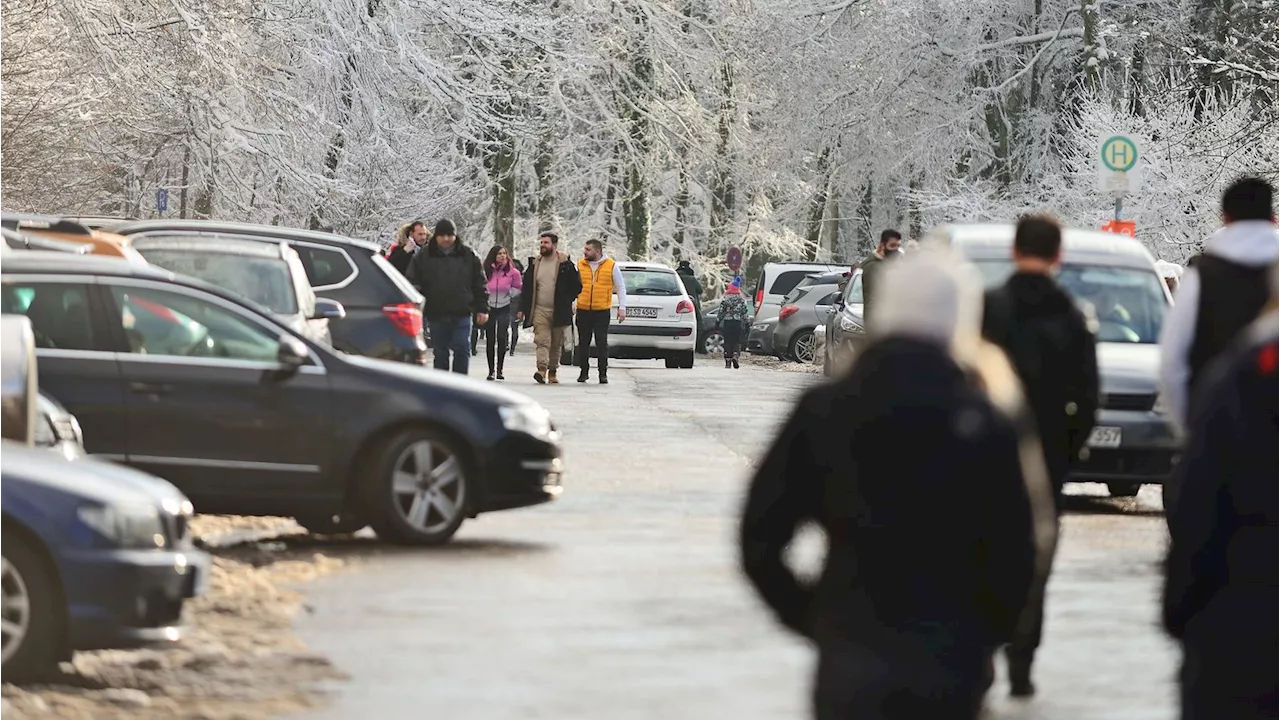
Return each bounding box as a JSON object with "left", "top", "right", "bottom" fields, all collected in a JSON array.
[
  {"left": 294, "top": 511, "right": 367, "bottom": 536},
  {"left": 664, "top": 356, "right": 679, "bottom": 369},
  {"left": 2, "top": 528, "right": 62, "bottom": 682},
  {"left": 678, "top": 350, "right": 695, "bottom": 369},
  {"left": 360, "top": 427, "right": 472, "bottom": 546},
  {"left": 1106, "top": 483, "right": 1141, "bottom": 498},
  {"left": 788, "top": 330, "right": 816, "bottom": 364}
]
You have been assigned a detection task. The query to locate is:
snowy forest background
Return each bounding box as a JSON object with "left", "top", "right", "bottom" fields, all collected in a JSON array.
[{"left": 3, "top": 0, "right": 1276, "bottom": 289}]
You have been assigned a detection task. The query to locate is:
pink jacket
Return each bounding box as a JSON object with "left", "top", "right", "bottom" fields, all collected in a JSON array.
[{"left": 486, "top": 262, "right": 523, "bottom": 309}]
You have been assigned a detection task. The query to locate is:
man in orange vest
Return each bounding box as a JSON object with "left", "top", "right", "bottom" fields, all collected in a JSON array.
[{"left": 576, "top": 238, "right": 627, "bottom": 384}]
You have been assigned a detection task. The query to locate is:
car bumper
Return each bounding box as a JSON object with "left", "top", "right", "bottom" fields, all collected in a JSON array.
[
  {"left": 480, "top": 430, "right": 564, "bottom": 512},
  {"left": 1068, "top": 409, "right": 1180, "bottom": 484},
  {"left": 747, "top": 327, "right": 775, "bottom": 355},
  {"left": 61, "top": 546, "right": 210, "bottom": 652}
]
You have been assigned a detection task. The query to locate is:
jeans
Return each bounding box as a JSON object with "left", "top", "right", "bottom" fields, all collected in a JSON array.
[
  {"left": 484, "top": 305, "right": 511, "bottom": 375},
  {"left": 428, "top": 316, "right": 472, "bottom": 374},
  {"left": 721, "top": 319, "right": 744, "bottom": 359},
  {"left": 576, "top": 309, "right": 611, "bottom": 375}
]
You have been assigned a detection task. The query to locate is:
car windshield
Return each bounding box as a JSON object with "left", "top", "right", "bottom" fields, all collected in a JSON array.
[
  {"left": 972, "top": 260, "right": 1169, "bottom": 343},
  {"left": 622, "top": 269, "right": 682, "bottom": 296},
  {"left": 137, "top": 249, "right": 299, "bottom": 315}
]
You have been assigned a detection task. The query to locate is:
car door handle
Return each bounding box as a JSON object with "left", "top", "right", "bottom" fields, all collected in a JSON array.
[{"left": 129, "top": 381, "right": 174, "bottom": 395}]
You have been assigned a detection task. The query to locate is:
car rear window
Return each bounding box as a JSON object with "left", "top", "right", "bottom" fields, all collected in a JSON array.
[
  {"left": 769, "top": 270, "right": 814, "bottom": 296},
  {"left": 138, "top": 249, "right": 299, "bottom": 315},
  {"left": 622, "top": 269, "right": 682, "bottom": 296},
  {"left": 294, "top": 244, "right": 356, "bottom": 288}
]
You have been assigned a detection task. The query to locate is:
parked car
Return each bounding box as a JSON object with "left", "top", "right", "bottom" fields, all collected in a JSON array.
[
  {"left": 2, "top": 213, "right": 147, "bottom": 263},
  {"left": 699, "top": 299, "right": 724, "bottom": 355},
  {"left": 129, "top": 235, "right": 342, "bottom": 346},
  {"left": 772, "top": 279, "right": 842, "bottom": 363},
  {"left": 1, "top": 252, "right": 563, "bottom": 544},
  {"left": 2, "top": 227, "right": 92, "bottom": 254},
  {"left": 747, "top": 315, "right": 780, "bottom": 356},
  {"left": 573, "top": 261, "right": 697, "bottom": 369},
  {"left": 71, "top": 216, "right": 138, "bottom": 231},
  {"left": 1, "top": 316, "right": 207, "bottom": 680},
  {"left": 822, "top": 268, "right": 866, "bottom": 377},
  {"left": 34, "top": 392, "right": 84, "bottom": 459},
  {"left": 113, "top": 220, "right": 427, "bottom": 365},
  {"left": 927, "top": 223, "right": 1178, "bottom": 497},
  {"left": 749, "top": 261, "right": 844, "bottom": 323}
]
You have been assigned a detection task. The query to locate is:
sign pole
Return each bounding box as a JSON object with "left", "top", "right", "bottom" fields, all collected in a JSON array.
[{"left": 1114, "top": 194, "right": 1123, "bottom": 223}]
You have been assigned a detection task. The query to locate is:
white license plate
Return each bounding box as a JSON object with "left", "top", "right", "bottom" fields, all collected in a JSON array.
[
  {"left": 1088, "top": 426, "right": 1122, "bottom": 448},
  {"left": 629, "top": 307, "right": 658, "bottom": 318}
]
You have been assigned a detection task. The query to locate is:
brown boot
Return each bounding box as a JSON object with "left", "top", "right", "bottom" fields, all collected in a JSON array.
[{"left": 548, "top": 370, "right": 559, "bottom": 384}]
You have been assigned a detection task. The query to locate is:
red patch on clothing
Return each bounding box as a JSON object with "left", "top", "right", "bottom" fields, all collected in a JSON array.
[{"left": 1258, "top": 343, "right": 1278, "bottom": 376}]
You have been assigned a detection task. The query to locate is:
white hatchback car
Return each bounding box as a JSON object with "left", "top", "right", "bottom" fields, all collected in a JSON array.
[{"left": 568, "top": 261, "right": 698, "bottom": 369}]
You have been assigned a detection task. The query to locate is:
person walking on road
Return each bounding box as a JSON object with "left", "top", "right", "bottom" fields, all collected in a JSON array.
[
  {"left": 576, "top": 238, "right": 627, "bottom": 384},
  {"left": 509, "top": 258, "right": 525, "bottom": 357},
  {"left": 716, "top": 276, "right": 751, "bottom": 368},
  {"left": 1164, "top": 263, "right": 1277, "bottom": 720},
  {"left": 482, "top": 245, "right": 523, "bottom": 381},
  {"left": 1159, "top": 176, "right": 1278, "bottom": 440},
  {"left": 741, "top": 249, "right": 1040, "bottom": 720},
  {"left": 405, "top": 219, "right": 488, "bottom": 374},
  {"left": 519, "top": 226, "right": 581, "bottom": 384},
  {"left": 859, "top": 229, "right": 903, "bottom": 324},
  {"left": 387, "top": 221, "right": 427, "bottom": 275},
  {"left": 980, "top": 213, "right": 1099, "bottom": 698},
  {"left": 676, "top": 260, "right": 704, "bottom": 335}
]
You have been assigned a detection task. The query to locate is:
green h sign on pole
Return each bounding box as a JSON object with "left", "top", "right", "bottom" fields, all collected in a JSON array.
[{"left": 1100, "top": 135, "right": 1138, "bottom": 172}]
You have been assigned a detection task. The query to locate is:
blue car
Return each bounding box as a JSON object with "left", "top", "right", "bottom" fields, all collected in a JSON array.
[{"left": 1, "top": 442, "right": 209, "bottom": 680}]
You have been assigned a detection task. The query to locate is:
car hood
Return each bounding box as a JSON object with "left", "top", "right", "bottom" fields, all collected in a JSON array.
[
  {"left": 1096, "top": 342, "right": 1159, "bottom": 394},
  {"left": 1, "top": 441, "right": 188, "bottom": 507},
  {"left": 340, "top": 354, "right": 537, "bottom": 408}
]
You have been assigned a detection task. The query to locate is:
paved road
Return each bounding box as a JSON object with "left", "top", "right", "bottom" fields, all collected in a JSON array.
[{"left": 293, "top": 352, "right": 1177, "bottom": 719}]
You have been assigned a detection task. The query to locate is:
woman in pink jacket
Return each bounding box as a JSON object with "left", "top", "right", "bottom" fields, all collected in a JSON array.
[{"left": 483, "top": 246, "right": 524, "bottom": 380}]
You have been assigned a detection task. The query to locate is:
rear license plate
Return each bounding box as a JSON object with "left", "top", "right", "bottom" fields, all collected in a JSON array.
[
  {"left": 629, "top": 307, "right": 658, "bottom": 318},
  {"left": 1088, "top": 426, "right": 1122, "bottom": 448}
]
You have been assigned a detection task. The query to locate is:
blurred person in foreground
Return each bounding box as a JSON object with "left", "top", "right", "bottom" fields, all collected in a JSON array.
[
  {"left": 740, "top": 249, "right": 1050, "bottom": 720},
  {"left": 981, "top": 213, "right": 1099, "bottom": 697},
  {"left": 1163, "top": 262, "right": 1278, "bottom": 720},
  {"left": 1159, "top": 177, "right": 1278, "bottom": 439}
]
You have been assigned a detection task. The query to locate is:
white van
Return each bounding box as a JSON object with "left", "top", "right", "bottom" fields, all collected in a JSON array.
[{"left": 751, "top": 261, "right": 845, "bottom": 322}]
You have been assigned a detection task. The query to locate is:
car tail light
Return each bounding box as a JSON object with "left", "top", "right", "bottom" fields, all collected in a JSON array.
[
  {"left": 778, "top": 305, "right": 799, "bottom": 321},
  {"left": 755, "top": 289, "right": 763, "bottom": 313},
  {"left": 676, "top": 299, "right": 694, "bottom": 314},
  {"left": 382, "top": 303, "right": 423, "bottom": 338}
]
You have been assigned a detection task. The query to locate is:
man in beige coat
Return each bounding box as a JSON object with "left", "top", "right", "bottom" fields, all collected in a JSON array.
[{"left": 518, "top": 226, "right": 582, "bottom": 384}]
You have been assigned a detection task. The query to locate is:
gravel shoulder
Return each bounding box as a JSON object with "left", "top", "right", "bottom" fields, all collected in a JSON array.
[{"left": 2, "top": 517, "right": 349, "bottom": 720}]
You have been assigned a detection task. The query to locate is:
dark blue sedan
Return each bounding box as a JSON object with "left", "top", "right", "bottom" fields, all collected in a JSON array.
[{"left": 1, "top": 442, "right": 208, "bottom": 680}]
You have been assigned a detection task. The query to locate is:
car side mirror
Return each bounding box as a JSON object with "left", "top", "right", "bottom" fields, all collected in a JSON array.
[
  {"left": 277, "top": 335, "right": 309, "bottom": 370},
  {"left": 311, "top": 298, "right": 346, "bottom": 320}
]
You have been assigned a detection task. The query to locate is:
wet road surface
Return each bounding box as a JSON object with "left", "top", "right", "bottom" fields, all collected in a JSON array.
[{"left": 293, "top": 352, "right": 1177, "bottom": 719}]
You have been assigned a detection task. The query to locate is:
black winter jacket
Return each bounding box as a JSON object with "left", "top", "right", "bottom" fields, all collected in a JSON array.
[
  {"left": 386, "top": 244, "right": 414, "bottom": 275},
  {"left": 519, "top": 253, "right": 582, "bottom": 328},
  {"left": 405, "top": 239, "right": 488, "bottom": 319},
  {"left": 740, "top": 337, "right": 1037, "bottom": 654},
  {"left": 1163, "top": 314, "right": 1278, "bottom": 719},
  {"left": 982, "top": 272, "right": 1099, "bottom": 499}
]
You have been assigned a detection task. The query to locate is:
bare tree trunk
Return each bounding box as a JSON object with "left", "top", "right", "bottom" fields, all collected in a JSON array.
[{"left": 710, "top": 61, "right": 736, "bottom": 244}]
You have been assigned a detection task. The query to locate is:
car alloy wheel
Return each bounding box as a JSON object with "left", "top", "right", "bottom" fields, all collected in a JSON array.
[
  {"left": 392, "top": 439, "right": 467, "bottom": 536},
  {"left": 703, "top": 330, "right": 725, "bottom": 356},
  {"left": 790, "top": 331, "right": 816, "bottom": 364},
  {"left": 1, "top": 556, "right": 31, "bottom": 666}
]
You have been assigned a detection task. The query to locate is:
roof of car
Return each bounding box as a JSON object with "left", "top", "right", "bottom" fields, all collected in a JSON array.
[
  {"left": 939, "top": 224, "right": 1159, "bottom": 267},
  {"left": 1, "top": 250, "right": 177, "bottom": 280},
  {"left": 111, "top": 219, "right": 383, "bottom": 253},
  {"left": 1, "top": 212, "right": 94, "bottom": 237},
  {"left": 617, "top": 261, "right": 677, "bottom": 271},
  {"left": 130, "top": 235, "right": 287, "bottom": 259}
]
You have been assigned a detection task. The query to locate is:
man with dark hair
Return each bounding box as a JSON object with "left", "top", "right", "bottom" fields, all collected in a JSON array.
[
  {"left": 575, "top": 238, "right": 627, "bottom": 384},
  {"left": 518, "top": 225, "right": 581, "bottom": 384},
  {"left": 859, "top": 229, "right": 903, "bottom": 323},
  {"left": 405, "top": 219, "right": 488, "bottom": 374},
  {"left": 1160, "top": 176, "right": 1278, "bottom": 440},
  {"left": 981, "top": 213, "right": 1099, "bottom": 698}
]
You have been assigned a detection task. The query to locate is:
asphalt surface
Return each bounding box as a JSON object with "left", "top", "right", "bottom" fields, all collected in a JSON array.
[{"left": 293, "top": 351, "right": 1178, "bottom": 719}]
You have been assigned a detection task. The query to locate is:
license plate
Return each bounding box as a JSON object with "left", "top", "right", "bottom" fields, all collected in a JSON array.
[
  {"left": 1088, "top": 426, "right": 1122, "bottom": 448},
  {"left": 629, "top": 307, "right": 658, "bottom": 318}
]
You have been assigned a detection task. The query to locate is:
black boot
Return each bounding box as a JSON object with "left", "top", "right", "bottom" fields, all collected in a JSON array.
[
  {"left": 599, "top": 373, "right": 608, "bottom": 385},
  {"left": 725, "top": 358, "right": 732, "bottom": 368},
  {"left": 732, "top": 355, "right": 740, "bottom": 369},
  {"left": 577, "top": 369, "right": 589, "bottom": 383},
  {"left": 1007, "top": 651, "right": 1035, "bottom": 698}
]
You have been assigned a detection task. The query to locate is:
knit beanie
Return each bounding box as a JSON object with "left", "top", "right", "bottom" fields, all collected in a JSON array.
[{"left": 433, "top": 219, "right": 457, "bottom": 239}]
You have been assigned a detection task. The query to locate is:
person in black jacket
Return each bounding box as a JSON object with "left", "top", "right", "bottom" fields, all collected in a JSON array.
[
  {"left": 1163, "top": 285, "right": 1278, "bottom": 720},
  {"left": 387, "top": 221, "right": 427, "bottom": 275},
  {"left": 980, "top": 214, "right": 1098, "bottom": 697},
  {"left": 741, "top": 250, "right": 1038, "bottom": 720},
  {"left": 405, "top": 219, "right": 488, "bottom": 374},
  {"left": 518, "top": 227, "right": 582, "bottom": 384}
]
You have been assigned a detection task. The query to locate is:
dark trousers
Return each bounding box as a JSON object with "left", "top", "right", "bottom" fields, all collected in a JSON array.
[
  {"left": 576, "top": 309, "right": 611, "bottom": 375},
  {"left": 428, "top": 316, "right": 472, "bottom": 374},
  {"left": 1007, "top": 515, "right": 1061, "bottom": 673},
  {"left": 814, "top": 642, "right": 988, "bottom": 720},
  {"left": 484, "top": 305, "right": 511, "bottom": 374},
  {"left": 722, "top": 319, "right": 744, "bottom": 358},
  {"left": 510, "top": 314, "right": 520, "bottom": 353}
]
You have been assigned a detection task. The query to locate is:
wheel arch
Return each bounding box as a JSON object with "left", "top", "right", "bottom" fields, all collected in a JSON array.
[{"left": 1, "top": 514, "right": 70, "bottom": 661}]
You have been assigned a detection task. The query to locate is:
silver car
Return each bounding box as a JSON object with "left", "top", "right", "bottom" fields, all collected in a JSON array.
[{"left": 772, "top": 277, "right": 842, "bottom": 363}]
